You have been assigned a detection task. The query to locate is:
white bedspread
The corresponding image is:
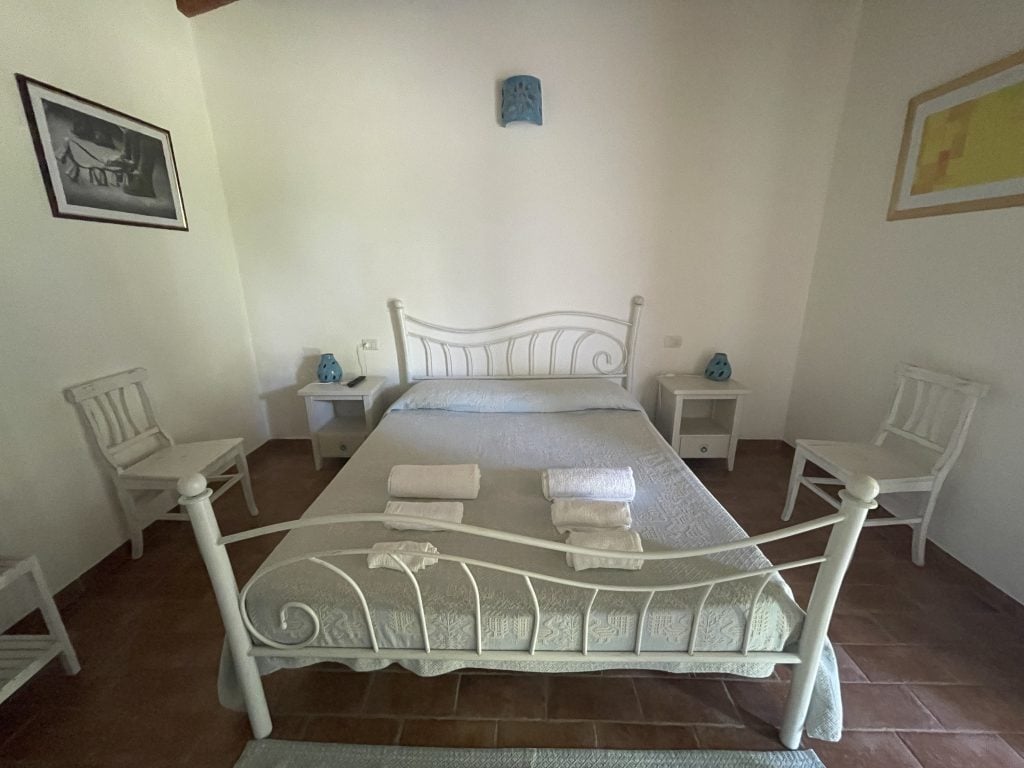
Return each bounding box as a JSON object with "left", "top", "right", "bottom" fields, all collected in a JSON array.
[{"left": 221, "top": 382, "right": 842, "bottom": 740}]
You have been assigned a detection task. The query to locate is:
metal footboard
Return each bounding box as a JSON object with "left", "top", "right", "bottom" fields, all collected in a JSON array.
[{"left": 178, "top": 473, "right": 878, "bottom": 748}]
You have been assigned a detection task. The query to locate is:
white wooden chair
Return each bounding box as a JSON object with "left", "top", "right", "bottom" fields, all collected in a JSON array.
[
  {"left": 781, "top": 363, "right": 988, "bottom": 565},
  {"left": 66, "top": 368, "right": 259, "bottom": 559}
]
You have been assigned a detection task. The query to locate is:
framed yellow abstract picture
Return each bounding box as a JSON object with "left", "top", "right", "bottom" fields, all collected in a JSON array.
[{"left": 888, "top": 48, "right": 1024, "bottom": 220}]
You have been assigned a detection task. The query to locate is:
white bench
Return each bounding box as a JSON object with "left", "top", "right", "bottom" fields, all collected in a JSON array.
[{"left": 0, "top": 556, "right": 80, "bottom": 706}]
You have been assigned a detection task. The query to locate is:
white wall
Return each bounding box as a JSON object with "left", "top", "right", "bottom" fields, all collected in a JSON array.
[
  {"left": 191, "top": 0, "right": 861, "bottom": 437},
  {"left": 786, "top": 0, "right": 1024, "bottom": 601},
  {"left": 0, "top": 0, "right": 267, "bottom": 613}
]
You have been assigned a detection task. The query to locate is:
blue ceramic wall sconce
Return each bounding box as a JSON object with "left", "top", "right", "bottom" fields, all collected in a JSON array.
[{"left": 501, "top": 75, "right": 542, "bottom": 126}]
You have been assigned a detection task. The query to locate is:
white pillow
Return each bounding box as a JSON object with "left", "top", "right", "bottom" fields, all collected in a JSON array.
[{"left": 388, "top": 378, "right": 642, "bottom": 413}]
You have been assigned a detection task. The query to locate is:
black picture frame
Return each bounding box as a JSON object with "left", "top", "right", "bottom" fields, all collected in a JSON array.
[{"left": 16, "top": 74, "right": 188, "bottom": 231}]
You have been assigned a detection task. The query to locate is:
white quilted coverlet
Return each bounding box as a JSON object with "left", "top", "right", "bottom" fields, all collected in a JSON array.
[{"left": 224, "top": 403, "right": 842, "bottom": 740}]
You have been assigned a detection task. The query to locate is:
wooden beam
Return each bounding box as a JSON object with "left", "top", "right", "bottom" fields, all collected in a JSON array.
[{"left": 177, "top": 0, "right": 240, "bottom": 17}]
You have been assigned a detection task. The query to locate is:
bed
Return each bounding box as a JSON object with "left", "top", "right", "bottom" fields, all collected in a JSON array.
[{"left": 180, "top": 296, "right": 878, "bottom": 749}]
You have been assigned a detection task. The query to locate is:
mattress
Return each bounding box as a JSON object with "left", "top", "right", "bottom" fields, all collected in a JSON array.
[{"left": 223, "top": 379, "right": 842, "bottom": 740}]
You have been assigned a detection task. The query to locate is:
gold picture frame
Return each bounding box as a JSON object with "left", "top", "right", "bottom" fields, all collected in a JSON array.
[{"left": 888, "top": 48, "right": 1024, "bottom": 221}]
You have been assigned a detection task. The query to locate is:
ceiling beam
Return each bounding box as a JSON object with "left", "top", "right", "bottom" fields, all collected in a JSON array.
[{"left": 176, "top": 0, "right": 240, "bottom": 17}]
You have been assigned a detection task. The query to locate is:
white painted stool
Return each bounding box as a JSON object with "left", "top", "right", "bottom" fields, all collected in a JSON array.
[{"left": 0, "top": 556, "right": 80, "bottom": 706}]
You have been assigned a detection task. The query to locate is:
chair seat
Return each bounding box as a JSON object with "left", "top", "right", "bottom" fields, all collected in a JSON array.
[
  {"left": 121, "top": 438, "right": 242, "bottom": 481},
  {"left": 796, "top": 439, "right": 935, "bottom": 486}
]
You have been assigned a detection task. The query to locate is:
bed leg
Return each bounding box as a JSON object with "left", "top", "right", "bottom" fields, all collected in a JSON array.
[
  {"left": 231, "top": 646, "right": 273, "bottom": 738},
  {"left": 779, "top": 474, "right": 879, "bottom": 749},
  {"left": 178, "top": 474, "right": 272, "bottom": 739},
  {"left": 779, "top": 661, "right": 813, "bottom": 748}
]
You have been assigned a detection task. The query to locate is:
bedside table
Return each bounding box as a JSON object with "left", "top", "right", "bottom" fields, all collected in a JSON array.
[
  {"left": 654, "top": 374, "right": 750, "bottom": 471},
  {"left": 298, "top": 377, "right": 386, "bottom": 469}
]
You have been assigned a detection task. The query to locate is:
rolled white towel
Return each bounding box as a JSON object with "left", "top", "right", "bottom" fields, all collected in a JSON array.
[
  {"left": 384, "top": 500, "right": 464, "bottom": 531},
  {"left": 551, "top": 499, "right": 632, "bottom": 534},
  {"left": 387, "top": 464, "right": 481, "bottom": 499},
  {"left": 565, "top": 529, "right": 644, "bottom": 571},
  {"left": 542, "top": 467, "right": 636, "bottom": 501},
  {"left": 367, "top": 541, "right": 439, "bottom": 572}
]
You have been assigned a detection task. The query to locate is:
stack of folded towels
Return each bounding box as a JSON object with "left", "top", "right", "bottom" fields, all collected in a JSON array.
[
  {"left": 369, "top": 463, "right": 480, "bottom": 572},
  {"left": 542, "top": 467, "right": 644, "bottom": 571}
]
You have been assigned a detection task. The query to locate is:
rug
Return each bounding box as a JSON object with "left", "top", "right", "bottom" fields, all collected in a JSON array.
[{"left": 233, "top": 740, "right": 826, "bottom": 767}]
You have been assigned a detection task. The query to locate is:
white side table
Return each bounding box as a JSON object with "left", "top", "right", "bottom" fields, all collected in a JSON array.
[
  {"left": 0, "top": 556, "right": 80, "bottom": 706},
  {"left": 654, "top": 374, "right": 751, "bottom": 471},
  {"left": 298, "top": 377, "right": 387, "bottom": 469}
]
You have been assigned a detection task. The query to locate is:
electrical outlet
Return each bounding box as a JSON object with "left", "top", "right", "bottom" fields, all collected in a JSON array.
[
  {"left": 662, "top": 335, "right": 683, "bottom": 348},
  {"left": 361, "top": 339, "right": 379, "bottom": 351}
]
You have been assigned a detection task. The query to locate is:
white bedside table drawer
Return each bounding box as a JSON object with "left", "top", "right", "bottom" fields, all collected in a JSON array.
[
  {"left": 678, "top": 434, "right": 731, "bottom": 459},
  {"left": 317, "top": 431, "right": 366, "bottom": 459}
]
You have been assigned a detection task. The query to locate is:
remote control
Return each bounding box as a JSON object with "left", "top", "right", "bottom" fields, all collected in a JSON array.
[{"left": 346, "top": 376, "right": 366, "bottom": 388}]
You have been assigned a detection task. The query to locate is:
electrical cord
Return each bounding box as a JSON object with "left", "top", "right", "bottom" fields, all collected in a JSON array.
[{"left": 355, "top": 343, "right": 367, "bottom": 376}]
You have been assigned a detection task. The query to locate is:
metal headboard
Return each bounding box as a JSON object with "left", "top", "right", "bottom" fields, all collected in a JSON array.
[{"left": 388, "top": 296, "right": 644, "bottom": 392}]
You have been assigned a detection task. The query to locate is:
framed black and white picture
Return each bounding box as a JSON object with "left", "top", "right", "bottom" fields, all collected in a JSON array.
[{"left": 16, "top": 75, "right": 188, "bottom": 230}]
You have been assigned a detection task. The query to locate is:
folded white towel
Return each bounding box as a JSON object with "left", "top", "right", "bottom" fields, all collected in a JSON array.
[
  {"left": 542, "top": 467, "right": 636, "bottom": 501},
  {"left": 367, "top": 541, "right": 439, "bottom": 572},
  {"left": 384, "top": 500, "right": 464, "bottom": 531},
  {"left": 551, "top": 499, "right": 632, "bottom": 534},
  {"left": 565, "top": 530, "right": 644, "bottom": 571},
  {"left": 388, "top": 464, "right": 481, "bottom": 499}
]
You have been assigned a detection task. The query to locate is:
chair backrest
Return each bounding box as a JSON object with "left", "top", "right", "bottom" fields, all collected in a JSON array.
[
  {"left": 875, "top": 363, "right": 989, "bottom": 476},
  {"left": 65, "top": 368, "right": 171, "bottom": 472}
]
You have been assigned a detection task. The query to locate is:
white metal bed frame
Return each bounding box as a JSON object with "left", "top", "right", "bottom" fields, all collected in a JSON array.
[{"left": 180, "top": 296, "right": 878, "bottom": 749}]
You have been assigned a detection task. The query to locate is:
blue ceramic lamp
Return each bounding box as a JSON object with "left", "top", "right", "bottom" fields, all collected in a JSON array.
[
  {"left": 317, "top": 353, "right": 343, "bottom": 382},
  {"left": 704, "top": 352, "right": 732, "bottom": 381}
]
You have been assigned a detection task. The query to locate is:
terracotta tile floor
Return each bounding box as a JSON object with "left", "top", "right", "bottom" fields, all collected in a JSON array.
[{"left": 3, "top": 440, "right": 1023, "bottom": 767}]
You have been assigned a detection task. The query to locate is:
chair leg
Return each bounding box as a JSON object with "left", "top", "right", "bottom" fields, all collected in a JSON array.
[
  {"left": 114, "top": 484, "right": 145, "bottom": 559},
  {"left": 781, "top": 449, "right": 807, "bottom": 522},
  {"left": 27, "top": 559, "right": 81, "bottom": 675},
  {"left": 912, "top": 489, "right": 941, "bottom": 566},
  {"left": 235, "top": 448, "right": 260, "bottom": 518}
]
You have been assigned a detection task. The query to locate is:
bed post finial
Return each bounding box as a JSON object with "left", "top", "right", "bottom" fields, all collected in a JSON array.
[
  {"left": 843, "top": 474, "right": 880, "bottom": 506},
  {"left": 624, "top": 295, "right": 644, "bottom": 394},
  {"left": 388, "top": 298, "right": 410, "bottom": 386},
  {"left": 177, "top": 473, "right": 209, "bottom": 500}
]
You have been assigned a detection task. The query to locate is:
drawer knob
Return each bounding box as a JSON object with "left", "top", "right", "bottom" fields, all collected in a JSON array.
[
  {"left": 339, "top": 444, "right": 348, "bottom": 452},
  {"left": 700, "top": 445, "right": 708, "bottom": 454}
]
